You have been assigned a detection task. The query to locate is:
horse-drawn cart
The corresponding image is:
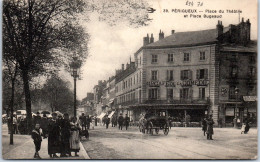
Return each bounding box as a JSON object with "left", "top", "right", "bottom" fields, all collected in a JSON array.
[{"left": 139, "top": 109, "right": 169, "bottom": 135}]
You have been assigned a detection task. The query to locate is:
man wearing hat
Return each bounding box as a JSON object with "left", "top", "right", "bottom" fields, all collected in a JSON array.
[
  {"left": 206, "top": 114, "right": 215, "bottom": 140},
  {"left": 33, "top": 112, "right": 41, "bottom": 128},
  {"left": 124, "top": 114, "right": 130, "bottom": 130},
  {"left": 60, "top": 113, "right": 71, "bottom": 157},
  {"left": 117, "top": 113, "right": 124, "bottom": 130},
  {"left": 48, "top": 112, "right": 61, "bottom": 158}
]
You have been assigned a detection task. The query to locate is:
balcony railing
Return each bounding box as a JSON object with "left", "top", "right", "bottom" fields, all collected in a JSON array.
[
  {"left": 144, "top": 97, "right": 210, "bottom": 105},
  {"left": 115, "top": 97, "right": 210, "bottom": 106}
]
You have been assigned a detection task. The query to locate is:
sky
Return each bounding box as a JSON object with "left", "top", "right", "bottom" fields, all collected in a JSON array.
[{"left": 63, "top": 0, "right": 258, "bottom": 100}]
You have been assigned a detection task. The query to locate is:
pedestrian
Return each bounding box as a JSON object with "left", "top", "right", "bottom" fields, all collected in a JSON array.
[
  {"left": 237, "top": 118, "right": 241, "bottom": 128},
  {"left": 111, "top": 115, "right": 116, "bottom": 127},
  {"left": 118, "top": 113, "right": 124, "bottom": 130},
  {"left": 103, "top": 115, "right": 109, "bottom": 129},
  {"left": 70, "top": 117, "right": 81, "bottom": 156},
  {"left": 79, "top": 113, "right": 87, "bottom": 131},
  {"left": 60, "top": 113, "right": 71, "bottom": 157},
  {"left": 124, "top": 114, "right": 130, "bottom": 130},
  {"left": 33, "top": 112, "right": 42, "bottom": 128},
  {"left": 168, "top": 116, "right": 173, "bottom": 129},
  {"left": 86, "top": 115, "right": 91, "bottom": 129},
  {"left": 31, "top": 123, "right": 42, "bottom": 159},
  {"left": 40, "top": 114, "right": 49, "bottom": 138},
  {"left": 202, "top": 117, "right": 207, "bottom": 136},
  {"left": 218, "top": 118, "right": 223, "bottom": 128},
  {"left": 48, "top": 112, "right": 61, "bottom": 158},
  {"left": 241, "top": 122, "right": 246, "bottom": 134},
  {"left": 185, "top": 114, "right": 191, "bottom": 127},
  {"left": 94, "top": 116, "right": 98, "bottom": 126},
  {"left": 206, "top": 114, "right": 214, "bottom": 140},
  {"left": 244, "top": 120, "right": 250, "bottom": 134},
  {"left": 13, "top": 115, "right": 18, "bottom": 134}
]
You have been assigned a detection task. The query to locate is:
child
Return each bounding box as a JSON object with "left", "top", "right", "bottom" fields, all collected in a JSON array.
[
  {"left": 241, "top": 122, "right": 246, "bottom": 134},
  {"left": 31, "top": 123, "right": 42, "bottom": 159}
]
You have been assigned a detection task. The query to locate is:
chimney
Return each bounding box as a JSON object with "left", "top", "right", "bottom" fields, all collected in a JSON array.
[
  {"left": 150, "top": 33, "right": 154, "bottom": 43},
  {"left": 126, "top": 63, "right": 129, "bottom": 68},
  {"left": 143, "top": 34, "right": 149, "bottom": 46},
  {"left": 122, "top": 64, "right": 124, "bottom": 70},
  {"left": 216, "top": 20, "right": 223, "bottom": 38},
  {"left": 171, "top": 30, "right": 175, "bottom": 35},
  {"left": 159, "top": 30, "right": 164, "bottom": 40}
]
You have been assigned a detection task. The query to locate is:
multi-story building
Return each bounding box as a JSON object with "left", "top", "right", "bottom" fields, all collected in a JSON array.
[
  {"left": 93, "top": 80, "right": 106, "bottom": 115},
  {"left": 114, "top": 18, "right": 257, "bottom": 125}
]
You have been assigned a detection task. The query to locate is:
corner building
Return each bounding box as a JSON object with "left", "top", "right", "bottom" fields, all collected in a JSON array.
[{"left": 115, "top": 19, "right": 257, "bottom": 125}]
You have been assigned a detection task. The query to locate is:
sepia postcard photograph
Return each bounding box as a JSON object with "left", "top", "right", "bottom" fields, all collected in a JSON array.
[{"left": 2, "top": 0, "right": 258, "bottom": 160}]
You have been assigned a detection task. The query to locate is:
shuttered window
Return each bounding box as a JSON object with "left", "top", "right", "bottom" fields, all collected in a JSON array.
[
  {"left": 149, "top": 88, "right": 159, "bottom": 99},
  {"left": 199, "top": 88, "right": 206, "bottom": 99},
  {"left": 196, "top": 69, "right": 208, "bottom": 79},
  {"left": 167, "top": 70, "right": 174, "bottom": 81},
  {"left": 181, "top": 70, "right": 192, "bottom": 80}
]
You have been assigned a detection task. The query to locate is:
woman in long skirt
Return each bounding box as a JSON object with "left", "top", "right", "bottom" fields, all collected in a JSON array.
[{"left": 70, "top": 117, "right": 81, "bottom": 156}]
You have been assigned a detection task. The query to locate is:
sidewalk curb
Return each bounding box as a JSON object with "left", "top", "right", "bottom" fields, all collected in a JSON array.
[{"left": 79, "top": 142, "right": 90, "bottom": 159}]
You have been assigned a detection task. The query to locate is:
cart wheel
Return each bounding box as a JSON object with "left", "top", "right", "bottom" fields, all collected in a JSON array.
[
  {"left": 163, "top": 124, "right": 169, "bottom": 135},
  {"left": 155, "top": 128, "right": 159, "bottom": 134}
]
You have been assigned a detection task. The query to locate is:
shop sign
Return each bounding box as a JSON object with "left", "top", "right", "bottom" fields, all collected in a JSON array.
[
  {"left": 146, "top": 80, "right": 209, "bottom": 87},
  {"left": 243, "top": 96, "right": 257, "bottom": 102}
]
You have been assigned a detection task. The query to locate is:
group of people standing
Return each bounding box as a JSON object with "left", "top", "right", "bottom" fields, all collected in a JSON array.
[
  {"left": 31, "top": 112, "right": 81, "bottom": 159},
  {"left": 102, "top": 113, "right": 130, "bottom": 130}
]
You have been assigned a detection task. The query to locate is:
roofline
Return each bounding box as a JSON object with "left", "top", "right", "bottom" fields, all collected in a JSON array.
[{"left": 134, "top": 41, "right": 218, "bottom": 56}]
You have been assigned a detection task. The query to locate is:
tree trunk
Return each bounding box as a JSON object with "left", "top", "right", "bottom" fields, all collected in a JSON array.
[
  {"left": 9, "top": 78, "right": 15, "bottom": 145},
  {"left": 22, "top": 70, "right": 32, "bottom": 134}
]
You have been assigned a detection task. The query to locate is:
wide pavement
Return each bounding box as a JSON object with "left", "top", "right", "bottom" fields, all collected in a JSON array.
[
  {"left": 2, "top": 124, "right": 89, "bottom": 159},
  {"left": 81, "top": 124, "right": 257, "bottom": 159}
]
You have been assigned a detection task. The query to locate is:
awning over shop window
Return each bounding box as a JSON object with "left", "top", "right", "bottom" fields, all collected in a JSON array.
[
  {"left": 108, "top": 98, "right": 114, "bottom": 104},
  {"left": 243, "top": 96, "right": 257, "bottom": 102},
  {"left": 97, "top": 112, "right": 106, "bottom": 119},
  {"left": 108, "top": 111, "right": 115, "bottom": 118}
]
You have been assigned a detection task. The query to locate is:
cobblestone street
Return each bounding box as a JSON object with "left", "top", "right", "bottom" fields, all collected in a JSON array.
[{"left": 82, "top": 125, "right": 257, "bottom": 159}]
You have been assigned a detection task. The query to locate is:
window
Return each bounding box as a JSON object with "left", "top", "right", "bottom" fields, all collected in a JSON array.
[
  {"left": 231, "top": 66, "right": 238, "bottom": 78},
  {"left": 199, "top": 88, "right": 206, "bottom": 99},
  {"left": 181, "top": 70, "right": 192, "bottom": 80},
  {"left": 167, "top": 88, "right": 174, "bottom": 100},
  {"left": 249, "top": 56, "right": 255, "bottom": 64},
  {"left": 249, "top": 66, "right": 256, "bottom": 77},
  {"left": 139, "top": 72, "right": 141, "bottom": 82},
  {"left": 151, "top": 71, "right": 158, "bottom": 80},
  {"left": 200, "top": 51, "right": 206, "bottom": 60},
  {"left": 184, "top": 53, "right": 190, "bottom": 62},
  {"left": 196, "top": 69, "right": 208, "bottom": 79},
  {"left": 137, "top": 74, "right": 138, "bottom": 83},
  {"left": 140, "top": 57, "right": 142, "bottom": 65},
  {"left": 168, "top": 54, "right": 174, "bottom": 62},
  {"left": 152, "top": 55, "right": 158, "bottom": 63},
  {"left": 133, "top": 76, "right": 135, "bottom": 84},
  {"left": 149, "top": 88, "right": 158, "bottom": 99},
  {"left": 167, "top": 70, "right": 174, "bottom": 81},
  {"left": 229, "top": 86, "right": 236, "bottom": 99},
  {"left": 180, "top": 88, "right": 190, "bottom": 99}
]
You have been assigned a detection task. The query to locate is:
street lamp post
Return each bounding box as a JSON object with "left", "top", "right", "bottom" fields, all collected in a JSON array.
[
  {"left": 234, "top": 87, "right": 239, "bottom": 128},
  {"left": 70, "top": 54, "right": 81, "bottom": 117}
]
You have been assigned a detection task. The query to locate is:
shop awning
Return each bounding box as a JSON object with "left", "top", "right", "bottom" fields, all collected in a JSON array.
[
  {"left": 108, "top": 111, "right": 115, "bottom": 118},
  {"left": 243, "top": 96, "right": 257, "bottom": 102},
  {"left": 97, "top": 112, "right": 106, "bottom": 119}
]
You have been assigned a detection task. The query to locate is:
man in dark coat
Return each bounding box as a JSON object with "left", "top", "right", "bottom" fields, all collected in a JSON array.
[
  {"left": 124, "top": 114, "right": 130, "bottom": 130},
  {"left": 206, "top": 114, "right": 214, "bottom": 140},
  {"left": 104, "top": 115, "right": 110, "bottom": 129},
  {"left": 202, "top": 117, "right": 207, "bottom": 136},
  {"left": 60, "top": 113, "right": 71, "bottom": 157},
  {"left": 33, "top": 112, "right": 42, "bottom": 128},
  {"left": 86, "top": 115, "right": 91, "bottom": 129},
  {"left": 41, "top": 114, "right": 49, "bottom": 138},
  {"left": 118, "top": 113, "right": 124, "bottom": 130},
  {"left": 48, "top": 113, "right": 61, "bottom": 158},
  {"left": 79, "top": 113, "right": 87, "bottom": 131}
]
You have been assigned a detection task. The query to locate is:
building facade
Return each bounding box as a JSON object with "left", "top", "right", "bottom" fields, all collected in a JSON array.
[{"left": 113, "top": 18, "right": 257, "bottom": 125}]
